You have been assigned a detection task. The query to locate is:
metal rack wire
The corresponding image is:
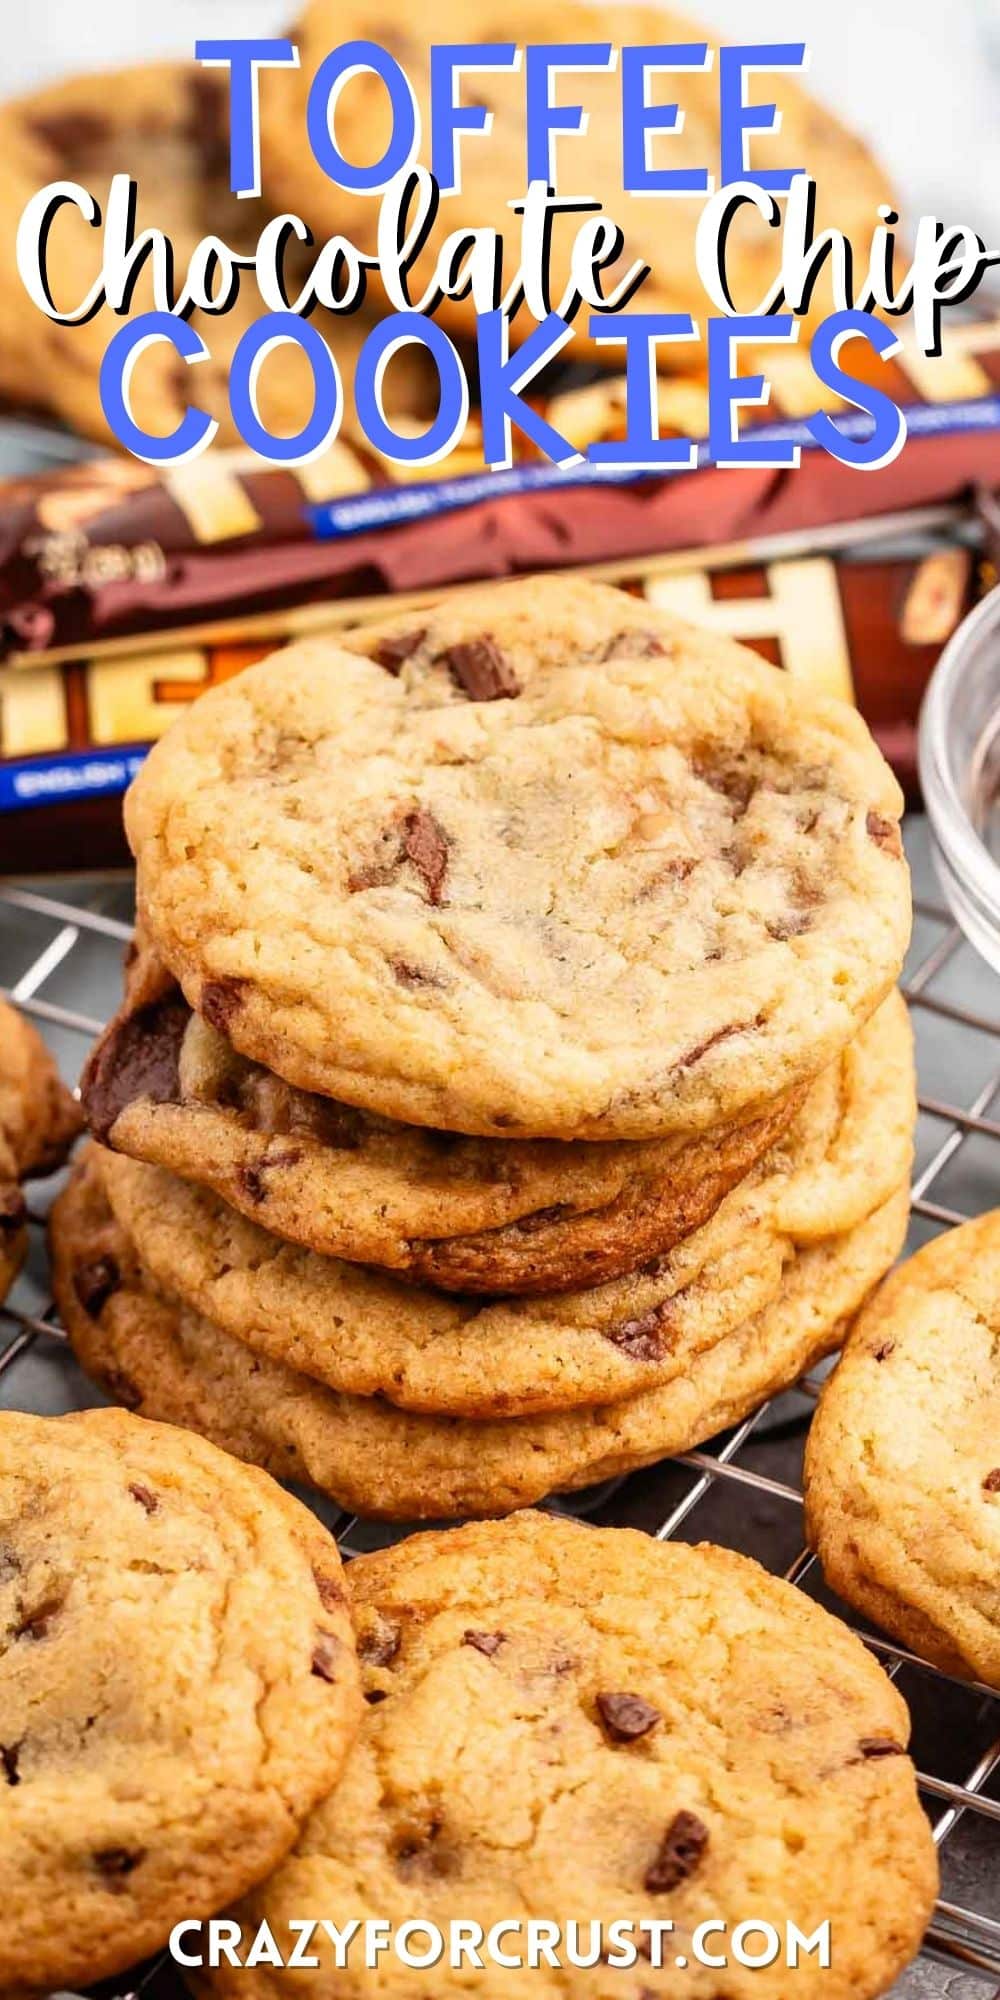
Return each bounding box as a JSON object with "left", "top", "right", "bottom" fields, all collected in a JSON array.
[{"left": 1, "top": 862, "right": 997, "bottom": 2000}]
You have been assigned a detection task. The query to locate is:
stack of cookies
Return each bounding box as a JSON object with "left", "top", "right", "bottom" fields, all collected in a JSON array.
[{"left": 54, "top": 576, "right": 915, "bottom": 1519}]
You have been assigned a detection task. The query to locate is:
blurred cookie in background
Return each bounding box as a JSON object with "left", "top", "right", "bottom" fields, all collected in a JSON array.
[
  {"left": 0, "top": 64, "right": 441, "bottom": 454},
  {"left": 0, "top": 997, "right": 81, "bottom": 1301},
  {"left": 261, "top": 0, "right": 894, "bottom": 366}
]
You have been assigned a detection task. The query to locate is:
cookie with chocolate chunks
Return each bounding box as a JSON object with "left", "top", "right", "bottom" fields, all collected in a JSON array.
[
  {"left": 82, "top": 936, "right": 803, "bottom": 1295},
  {"left": 92, "top": 992, "right": 914, "bottom": 1419},
  {"left": 0, "top": 1405, "right": 360, "bottom": 1995},
  {"left": 128, "top": 577, "right": 910, "bottom": 1141},
  {"left": 0, "top": 998, "right": 81, "bottom": 1303},
  {"left": 197, "top": 1512, "right": 935, "bottom": 2000},
  {"left": 806, "top": 1210, "right": 1000, "bottom": 1688},
  {"left": 51, "top": 1150, "right": 908, "bottom": 1519}
]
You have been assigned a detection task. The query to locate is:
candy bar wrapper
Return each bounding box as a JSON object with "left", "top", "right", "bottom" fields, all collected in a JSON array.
[
  {"left": 0, "top": 508, "right": 985, "bottom": 873},
  {"left": 3, "top": 314, "right": 1000, "bottom": 666},
  {"left": 2, "top": 316, "right": 999, "bottom": 869}
]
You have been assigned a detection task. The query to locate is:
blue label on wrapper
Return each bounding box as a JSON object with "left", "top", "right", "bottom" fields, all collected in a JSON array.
[
  {"left": 0, "top": 746, "right": 149, "bottom": 813},
  {"left": 306, "top": 395, "right": 1000, "bottom": 539}
]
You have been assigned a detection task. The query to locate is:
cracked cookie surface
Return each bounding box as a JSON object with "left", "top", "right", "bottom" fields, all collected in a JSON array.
[
  {"left": 200, "top": 1511, "right": 935, "bottom": 2000},
  {"left": 52, "top": 1156, "right": 909, "bottom": 1518},
  {"left": 90, "top": 992, "right": 914, "bottom": 1418},
  {"left": 805, "top": 1211, "right": 1000, "bottom": 1688},
  {"left": 0, "top": 999, "right": 81, "bottom": 1303},
  {"left": 0, "top": 1406, "right": 360, "bottom": 1994},
  {"left": 127, "top": 577, "right": 910, "bottom": 1140},
  {"left": 82, "top": 946, "right": 798, "bottom": 1293}
]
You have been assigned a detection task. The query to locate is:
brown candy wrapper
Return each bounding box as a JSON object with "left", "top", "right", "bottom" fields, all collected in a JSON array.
[
  {"left": 2, "top": 316, "right": 999, "bottom": 869},
  {"left": 2, "top": 314, "right": 1000, "bottom": 667},
  {"left": 1, "top": 499, "right": 988, "bottom": 874}
]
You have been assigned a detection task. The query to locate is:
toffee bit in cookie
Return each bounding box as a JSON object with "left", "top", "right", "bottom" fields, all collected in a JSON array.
[
  {"left": 606, "top": 1304, "right": 673, "bottom": 1362},
  {"left": 313, "top": 1568, "right": 345, "bottom": 1611},
  {"left": 0, "top": 1188, "right": 26, "bottom": 1235},
  {"left": 462, "top": 1629, "right": 504, "bottom": 1656},
  {"left": 81, "top": 988, "right": 189, "bottom": 1142},
  {"left": 348, "top": 820, "right": 407, "bottom": 894},
  {"left": 73, "top": 1256, "right": 121, "bottom": 1318},
  {"left": 440, "top": 636, "right": 521, "bottom": 701},
  {"left": 15, "top": 1593, "right": 66, "bottom": 1642},
  {"left": 983, "top": 1469, "right": 1000, "bottom": 1493},
  {"left": 199, "top": 978, "right": 248, "bottom": 1033},
  {"left": 600, "top": 630, "right": 667, "bottom": 660},
  {"left": 400, "top": 808, "right": 450, "bottom": 905},
  {"left": 644, "top": 1810, "right": 709, "bottom": 1893},
  {"left": 0, "top": 1742, "right": 20, "bottom": 1785},
  {"left": 373, "top": 629, "right": 426, "bottom": 674},
  {"left": 766, "top": 912, "right": 813, "bottom": 942},
  {"left": 311, "top": 1634, "right": 341, "bottom": 1683},
  {"left": 93, "top": 1846, "right": 145, "bottom": 1879},
  {"left": 237, "top": 1164, "right": 267, "bottom": 1205},
  {"left": 865, "top": 810, "right": 903, "bottom": 859},
  {"left": 674, "top": 1015, "right": 764, "bottom": 1073},
  {"left": 360, "top": 1613, "right": 401, "bottom": 1667},
  {"left": 390, "top": 959, "right": 445, "bottom": 990},
  {"left": 693, "top": 757, "right": 758, "bottom": 817},
  {"left": 858, "top": 1737, "right": 906, "bottom": 1759},
  {"left": 127, "top": 1482, "right": 158, "bottom": 1515},
  {"left": 596, "top": 1692, "right": 662, "bottom": 1742}
]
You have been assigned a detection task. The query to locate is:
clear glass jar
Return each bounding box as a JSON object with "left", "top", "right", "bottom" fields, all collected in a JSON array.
[{"left": 919, "top": 586, "right": 1000, "bottom": 975}]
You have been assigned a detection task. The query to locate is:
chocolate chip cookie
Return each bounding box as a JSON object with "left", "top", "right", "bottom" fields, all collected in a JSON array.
[
  {"left": 0, "top": 64, "right": 437, "bottom": 451},
  {"left": 82, "top": 942, "right": 800, "bottom": 1294},
  {"left": 261, "top": 1, "right": 892, "bottom": 372},
  {"left": 805, "top": 1211, "right": 1000, "bottom": 1688},
  {"left": 202, "top": 1511, "right": 936, "bottom": 2000},
  {"left": 0, "top": 999, "right": 81, "bottom": 1302},
  {"left": 0, "top": 1405, "right": 360, "bottom": 1995},
  {"left": 52, "top": 1152, "right": 909, "bottom": 1518},
  {"left": 128, "top": 576, "right": 910, "bottom": 1140},
  {"left": 89, "top": 990, "right": 914, "bottom": 1417}
]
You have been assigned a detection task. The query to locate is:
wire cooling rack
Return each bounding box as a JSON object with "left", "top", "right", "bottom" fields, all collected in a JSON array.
[{"left": 1, "top": 820, "right": 998, "bottom": 2000}]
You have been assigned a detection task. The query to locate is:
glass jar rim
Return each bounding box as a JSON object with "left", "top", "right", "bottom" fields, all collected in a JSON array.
[{"left": 918, "top": 584, "right": 1000, "bottom": 932}]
